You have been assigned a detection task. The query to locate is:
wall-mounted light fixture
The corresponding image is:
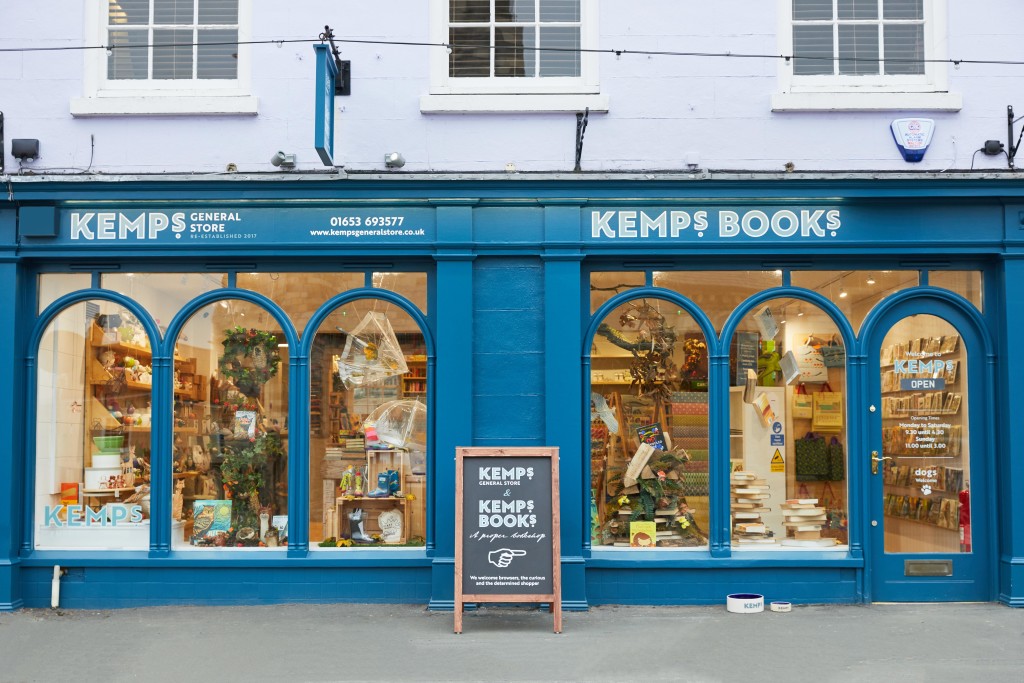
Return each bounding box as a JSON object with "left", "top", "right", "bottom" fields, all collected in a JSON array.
[
  {"left": 866, "top": 274, "right": 877, "bottom": 285},
  {"left": 838, "top": 287, "right": 848, "bottom": 299},
  {"left": 270, "top": 151, "right": 296, "bottom": 169},
  {"left": 384, "top": 152, "right": 405, "bottom": 169}
]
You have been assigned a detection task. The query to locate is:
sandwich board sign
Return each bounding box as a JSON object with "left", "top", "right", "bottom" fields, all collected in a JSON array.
[{"left": 454, "top": 446, "right": 561, "bottom": 633}]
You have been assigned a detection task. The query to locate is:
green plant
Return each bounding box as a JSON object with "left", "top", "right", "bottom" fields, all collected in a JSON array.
[{"left": 219, "top": 326, "right": 282, "bottom": 398}]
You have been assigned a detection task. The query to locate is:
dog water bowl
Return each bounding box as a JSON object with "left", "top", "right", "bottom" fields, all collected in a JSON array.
[{"left": 726, "top": 593, "right": 764, "bottom": 614}]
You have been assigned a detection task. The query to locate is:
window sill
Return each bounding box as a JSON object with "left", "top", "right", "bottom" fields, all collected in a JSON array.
[
  {"left": 420, "top": 93, "right": 609, "bottom": 114},
  {"left": 70, "top": 94, "right": 259, "bottom": 117},
  {"left": 771, "top": 91, "right": 962, "bottom": 112}
]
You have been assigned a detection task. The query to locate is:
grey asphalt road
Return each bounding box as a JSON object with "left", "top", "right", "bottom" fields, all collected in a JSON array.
[{"left": 1, "top": 602, "right": 1022, "bottom": 682}]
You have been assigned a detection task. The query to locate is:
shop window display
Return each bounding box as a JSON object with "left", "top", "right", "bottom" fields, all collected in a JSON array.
[
  {"left": 35, "top": 301, "right": 155, "bottom": 550},
  {"left": 172, "top": 300, "right": 289, "bottom": 549},
  {"left": 728, "top": 299, "right": 849, "bottom": 548},
  {"left": 309, "top": 299, "right": 428, "bottom": 548},
  {"left": 590, "top": 297, "right": 710, "bottom": 548}
]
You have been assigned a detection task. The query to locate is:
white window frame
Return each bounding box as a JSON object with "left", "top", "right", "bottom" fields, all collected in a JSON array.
[
  {"left": 773, "top": 0, "right": 961, "bottom": 111},
  {"left": 71, "top": 0, "right": 257, "bottom": 117},
  {"left": 421, "top": 0, "right": 607, "bottom": 114}
]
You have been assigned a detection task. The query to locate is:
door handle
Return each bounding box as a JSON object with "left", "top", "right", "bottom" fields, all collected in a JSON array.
[{"left": 870, "top": 450, "right": 893, "bottom": 475}]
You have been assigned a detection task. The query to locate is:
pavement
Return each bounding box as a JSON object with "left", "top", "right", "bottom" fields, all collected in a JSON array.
[{"left": 1, "top": 602, "right": 1022, "bottom": 682}]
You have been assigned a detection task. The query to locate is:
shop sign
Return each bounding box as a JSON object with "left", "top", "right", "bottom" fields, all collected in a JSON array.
[
  {"left": 51, "top": 208, "right": 435, "bottom": 246},
  {"left": 313, "top": 43, "right": 338, "bottom": 167},
  {"left": 589, "top": 207, "right": 841, "bottom": 241},
  {"left": 455, "top": 447, "right": 561, "bottom": 633},
  {"left": 43, "top": 504, "right": 143, "bottom": 527}
]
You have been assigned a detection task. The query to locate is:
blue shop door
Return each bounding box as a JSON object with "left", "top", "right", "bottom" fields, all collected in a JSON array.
[{"left": 867, "top": 301, "right": 991, "bottom": 601}]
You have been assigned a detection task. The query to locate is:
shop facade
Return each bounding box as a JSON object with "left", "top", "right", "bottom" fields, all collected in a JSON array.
[{"left": 2, "top": 174, "right": 1023, "bottom": 609}]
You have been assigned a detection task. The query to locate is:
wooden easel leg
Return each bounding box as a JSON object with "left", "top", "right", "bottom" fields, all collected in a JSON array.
[{"left": 454, "top": 595, "right": 463, "bottom": 634}]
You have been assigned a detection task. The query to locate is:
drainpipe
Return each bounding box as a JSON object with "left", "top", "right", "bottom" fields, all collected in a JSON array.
[{"left": 51, "top": 565, "right": 62, "bottom": 609}]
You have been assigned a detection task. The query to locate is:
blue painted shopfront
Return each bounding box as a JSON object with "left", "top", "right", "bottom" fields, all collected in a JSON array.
[{"left": 2, "top": 177, "right": 1023, "bottom": 610}]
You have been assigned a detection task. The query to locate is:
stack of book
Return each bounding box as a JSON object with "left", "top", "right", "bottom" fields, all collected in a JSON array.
[
  {"left": 731, "top": 471, "right": 774, "bottom": 545},
  {"left": 779, "top": 498, "right": 836, "bottom": 547},
  {"left": 343, "top": 437, "right": 365, "bottom": 454}
]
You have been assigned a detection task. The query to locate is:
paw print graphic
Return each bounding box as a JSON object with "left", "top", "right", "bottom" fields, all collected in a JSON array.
[{"left": 920, "top": 484, "right": 932, "bottom": 496}]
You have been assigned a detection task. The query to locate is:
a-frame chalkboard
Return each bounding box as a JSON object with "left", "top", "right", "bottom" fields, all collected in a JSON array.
[{"left": 454, "top": 447, "right": 561, "bottom": 633}]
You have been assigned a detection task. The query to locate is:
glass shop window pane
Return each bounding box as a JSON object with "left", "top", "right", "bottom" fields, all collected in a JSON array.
[
  {"left": 790, "top": 270, "right": 918, "bottom": 334},
  {"left": 929, "top": 271, "right": 983, "bottom": 312},
  {"left": 590, "top": 271, "right": 645, "bottom": 314},
  {"left": 38, "top": 273, "right": 92, "bottom": 314},
  {"left": 102, "top": 272, "right": 225, "bottom": 330},
  {"left": 372, "top": 272, "right": 429, "bottom": 314},
  {"left": 793, "top": 0, "right": 834, "bottom": 21},
  {"left": 729, "top": 298, "right": 848, "bottom": 548},
  {"left": 652, "top": 270, "right": 783, "bottom": 332},
  {"left": 35, "top": 301, "right": 154, "bottom": 550},
  {"left": 235, "top": 272, "right": 365, "bottom": 336},
  {"left": 590, "top": 297, "right": 709, "bottom": 549},
  {"left": 174, "top": 299, "right": 289, "bottom": 549},
  {"left": 310, "top": 300, "right": 427, "bottom": 549}
]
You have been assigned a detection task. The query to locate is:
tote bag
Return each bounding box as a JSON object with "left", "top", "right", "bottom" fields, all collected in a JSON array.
[
  {"left": 795, "top": 432, "right": 829, "bottom": 481},
  {"left": 812, "top": 384, "right": 843, "bottom": 433},
  {"left": 795, "top": 340, "right": 828, "bottom": 383},
  {"left": 792, "top": 384, "right": 813, "bottom": 419}
]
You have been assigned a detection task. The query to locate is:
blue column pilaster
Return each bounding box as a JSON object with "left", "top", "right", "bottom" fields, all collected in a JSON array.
[
  {"left": 542, "top": 202, "right": 587, "bottom": 609},
  {"left": 289, "top": 353, "right": 310, "bottom": 556},
  {"left": 429, "top": 201, "right": 476, "bottom": 610},
  {"left": 0, "top": 213, "right": 24, "bottom": 607},
  {"left": 996, "top": 255, "right": 1024, "bottom": 605},
  {"left": 149, "top": 353, "right": 172, "bottom": 556}
]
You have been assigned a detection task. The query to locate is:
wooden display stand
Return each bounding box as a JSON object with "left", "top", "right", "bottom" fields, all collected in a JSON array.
[{"left": 335, "top": 497, "right": 409, "bottom": 544}]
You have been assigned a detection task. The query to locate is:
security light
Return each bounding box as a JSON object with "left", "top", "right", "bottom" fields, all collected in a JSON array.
[{"left": 270, "top": 151, "right": 296, "bottom": 169}]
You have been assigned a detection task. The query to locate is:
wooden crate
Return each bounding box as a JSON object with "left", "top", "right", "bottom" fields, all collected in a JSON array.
[{"left": 335, "top": 497, "right": 408, "bottom": 544}]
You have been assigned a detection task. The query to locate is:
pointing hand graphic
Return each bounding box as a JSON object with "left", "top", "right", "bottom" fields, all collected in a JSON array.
[{"left": 488, "top": 548, "right": 527, "bottom": 568}]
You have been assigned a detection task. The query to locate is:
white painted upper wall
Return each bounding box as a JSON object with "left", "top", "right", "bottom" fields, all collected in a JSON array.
[{"left": 1, "top": 1, "right": 1020, "bottom": 175}]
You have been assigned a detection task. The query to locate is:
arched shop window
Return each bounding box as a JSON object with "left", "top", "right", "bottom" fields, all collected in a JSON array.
[
  {"left": 309, "top": 299, "right": 428, "bottom": 549},
  {"left": 728, "top": 298, "right": 849, "bottom": 548},
  {"left": 652, "top": 270, "right": 784, "bottom": 332},
  {"left": 172, "top": 299, "right": 290, "bottom": 549},
  {"left": 790, "top": 270, "right": 919, "bottom": 333},
  {"left": 34, "top": 300, "right": 155, "bottom": 550},
  {"left": 590, "top": 297, "right": 710, "bottom": 549}
]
